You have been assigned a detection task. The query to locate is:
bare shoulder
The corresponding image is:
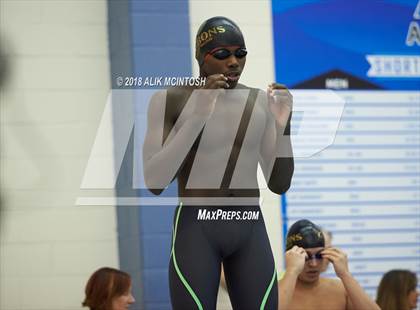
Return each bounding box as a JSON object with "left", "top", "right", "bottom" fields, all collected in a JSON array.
[
  {"left": 166, "top": 86, "right": 194, "bottom": 102},
  {"left": 159, "top": 86, "right": 194, "bottom": 121},
  {"left": 233, "top": 83, "right": 250, "bottom": 90},
  {"left": 321, "top": 277, "right": 346, "bottom": 295}
]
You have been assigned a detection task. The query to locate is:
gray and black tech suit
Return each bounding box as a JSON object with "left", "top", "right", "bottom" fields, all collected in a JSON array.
[{"left": 150, "top": 87, "right": 294, "bottom": 310}]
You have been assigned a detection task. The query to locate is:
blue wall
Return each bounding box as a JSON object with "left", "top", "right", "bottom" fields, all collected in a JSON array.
[{"left": 109, "top": 1, "right": 192, "bottom": 309}]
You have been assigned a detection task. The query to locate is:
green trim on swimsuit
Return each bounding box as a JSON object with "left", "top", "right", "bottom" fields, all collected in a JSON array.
[
  {"left": 171, "top": 202, "right": 204, "bottom": 310},
  {"left": 260, "top": 267, "right": 277, "bottom": 310},
  {"left": 278, "top": 270, "right": 286, "bottom": 280}
]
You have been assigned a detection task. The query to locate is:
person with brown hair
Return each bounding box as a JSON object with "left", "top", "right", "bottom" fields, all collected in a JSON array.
[
  {"left": 376, "top": 269, "right": 419, "bottom": 310},
  {"left": 82, "top": 267, "right": 135, "bottom": 310}
]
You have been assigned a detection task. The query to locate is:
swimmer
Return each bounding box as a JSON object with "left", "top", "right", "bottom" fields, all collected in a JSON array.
[
  {"left": 143, "top": 16, "right": 294, "bottom": 310},
  {"left": 278, "top": 219, "right": 380, "bottom": 310}
]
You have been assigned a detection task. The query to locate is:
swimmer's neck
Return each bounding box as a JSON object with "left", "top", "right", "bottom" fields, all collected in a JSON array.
[{"left": 296, "top": 278, "right": 321, "bottom": 290}]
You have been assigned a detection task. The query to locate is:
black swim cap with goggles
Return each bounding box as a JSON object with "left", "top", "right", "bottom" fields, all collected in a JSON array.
[
  {"left": 286, "top": 219, "right": 325, "bottom": 251},
  {"left": 195, "top": 16, "right": 247, "bottom": 66}
]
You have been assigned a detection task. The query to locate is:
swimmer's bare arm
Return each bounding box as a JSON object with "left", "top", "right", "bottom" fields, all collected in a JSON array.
[
  {"left": 143, "top": 75, "right": 228, "bottom": 194},
  {"left": 321, "top": 248, "right": 380, "bottom": 310},
  {"left": 259, "top": 83, "right": 294, "bottom": 194},
  {"left": 278, "top": 246, "right": 306, "bottom": 310}
]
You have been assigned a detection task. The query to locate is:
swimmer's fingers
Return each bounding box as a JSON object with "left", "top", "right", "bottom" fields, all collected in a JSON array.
[
  {"left": 268, "top": 83, "right": 288, "bottom": 91},
  {"left": 290, "top": 246, "right": 307, "bottom": 257},
  {"left": 286, "top": 246, "right": 306, "bottom": 260},
  {"left": 286, "top": 246, "right": 306, "bottom": 274},
  {"left": 268, "top": 83, "right": 292, "bottom": 101},
  {"left": 331, "top": 247, "right": 345, "bottom": 254},
  {"left": 266, "top": 85, "right": 293, "bottom": 118},
  {"left": 291, "top": 245, "right": 304, "bottom": 252},
  {"left": 322, "top": 249, "right": 349, "bottom": 278},
  {"left": 271, "top": 88, "right": 292, "bottom": 98},
  {"left": 298, "top": 247, "right": 307, "bottom": 258},
  {"left": 213, "top": 80, "right": 230, "bottom": 89},
  {"left": 203, "top": 74, "right": 229, "bottom": 89},
  {"left": 266, "top": 87, "right": 274, "bottom": 105},
  {"left": 321, "top": 249, "right": 345, "bottom": 263},
  {"left": 321, "top": 253, "right": 340, "bottom": 268},
  {"left": 319, "top": 252, "right": 335, "bottom": 263},
  {"left": 267, "top": 85, "right": 290, "bottom": 96},
  {"left": 270, "top": 90, "right": 293, "bottom": 108},
  {"left": 322, "top": 247, "right": 345, "bottom": 257},
  {"left": 321, "top": 248, "right": 346, "bottom": 260}
]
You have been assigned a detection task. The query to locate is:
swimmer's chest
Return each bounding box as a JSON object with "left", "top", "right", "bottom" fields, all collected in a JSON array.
[
  {"left": 172, "top": 94, "right": 267, "bottom": 152},
  {"left": 290, "top": 283, "right": 347, "bottom": 310}
]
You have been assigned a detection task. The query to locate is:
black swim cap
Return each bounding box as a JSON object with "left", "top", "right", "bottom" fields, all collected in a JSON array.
[
  {"left": 195, "top": 16, "right": 246, "bottom": 66},
  {"left": 286, "top": 219, "right": 325, "bottom": 251}
]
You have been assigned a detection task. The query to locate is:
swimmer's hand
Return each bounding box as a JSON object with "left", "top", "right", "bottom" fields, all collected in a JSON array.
[
  {"left": 267, "top": 83, "right": 292, "bottom": 128},
  {"left": 202, "top": 74, "right": 230, "bottom": 89},
  {"left": 285, "top": 246, "right": 306, "bottom": 275},
  {"left": 194, "top": 74, "right": 228, "bottom": 119},
  {"left": 321, "top": 247, "right": 350, "bottom": 279}
]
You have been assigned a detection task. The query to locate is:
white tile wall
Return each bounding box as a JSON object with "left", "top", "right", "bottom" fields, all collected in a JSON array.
[
  {"left": 0, "top": 277, "right": 21, "bottom": 309},
  {"left": 2, "top": 90, "right": 106, "bottom": 123},
  {"left": 0, "top": 1, "right": 119, "bottom": 309}
]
